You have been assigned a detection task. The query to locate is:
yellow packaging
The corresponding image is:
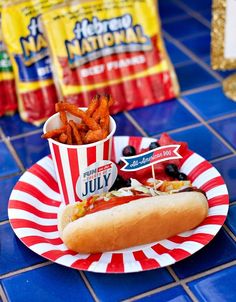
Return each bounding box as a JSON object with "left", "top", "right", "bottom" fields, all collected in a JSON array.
[
  {"left": 0, "top": 1, "right": 17, "bottom": 116},
  {"left": 2, "top": 0, "right": 64, "bottom": 124},
  {"left": 42, "top": 0, "right": 179, "bottom": 113}
]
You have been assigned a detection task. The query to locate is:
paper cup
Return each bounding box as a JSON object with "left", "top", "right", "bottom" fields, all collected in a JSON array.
[{"left": 43, "top": 110, "right": 116, "bottom": 205}]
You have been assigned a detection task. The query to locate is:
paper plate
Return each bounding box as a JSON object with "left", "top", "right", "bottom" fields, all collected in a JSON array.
[{"left": 8, "top": 136, "right": 229, "bottom": 273}]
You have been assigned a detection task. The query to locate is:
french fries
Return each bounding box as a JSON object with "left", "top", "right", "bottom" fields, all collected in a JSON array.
[{"left": 42, "top": 94, "right": 113, "bottom": 145}]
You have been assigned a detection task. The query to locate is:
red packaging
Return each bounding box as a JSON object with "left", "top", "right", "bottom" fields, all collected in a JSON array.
[{"left": 42, "top": 0, "right": 179, "bottom": 114}]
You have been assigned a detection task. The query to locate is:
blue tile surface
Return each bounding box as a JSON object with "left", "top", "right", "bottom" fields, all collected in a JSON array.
[
  {"left": 201, "top": 10, "right": 212, "bottom": 22},
  {"left": 170, "top": 125, "right": 232, "bottom": 160},
  {"left": 11, "top": 132, "right": 50, "bottom": 169},
  {"left": 213, "top": 156, "right": 236, "bottom": 203},
  {"left": 163, "top": 17, "right": 209, "bottom": 40},
  {"left": 0, "top": 113, "right": 39, "bottom": 137},
  {"left": 159, "top": 1, "right": 186, "bottom": 21},
  {"left": 172, "top": 229, "right": 236, "bottom": 279},
  {"left": 85, "top": 269, "right": 173, "bottom": 302},
  {"left": 129, "top": 100, "right": 199, "bottom": 136},
  {"left": 136, "top": 286, "right": 192, "bottom": 302},
  {"left": 226, "top": 204, "right": 236, "bottom": 235},
  {"left": 175, "top": 62, "right": 218, "bottom": 91},
  {"left": 178, "top": 0, "right": 212, "bottom": 12},
  {"left": 1, "top": 264, "right": 93, "bottom": 302},
  {"left": 165, "top": 41, "right": 191, "bottom": 65},
  {"left": 0, "top": 175, "right": 21, "bottom": 222},
  {"left": 210, "top": 116, "right": 236, "bottom": 149},
  {"left": 0, "top": 141, "right": 20, "bottom": 177},
  {"left": 181, "top": 33, "right": 211, "bottom": 59},
  {"left": 113, "top": 112, "right": 142, "bottom": 136},
  {"left": 1, "top": 0, "right": 236, "bottom": 301},
  {"left": 0, "top": 223, "right": 46, "bottom": 275},
  {"left": 183, "top": 87, "right": 236, "bottom": 120},
  {"left": 188, "top": 265, "right": 236, "bottom": 302}
]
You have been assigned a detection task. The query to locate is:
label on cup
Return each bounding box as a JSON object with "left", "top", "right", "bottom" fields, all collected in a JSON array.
[{"left": 76, "top": 160, "right": 117, "bottom": 200}]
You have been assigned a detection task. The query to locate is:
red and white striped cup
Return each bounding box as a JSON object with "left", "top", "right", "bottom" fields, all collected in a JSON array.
[{"left": 43, "top": 110, "right": 116, "bottom": 205}]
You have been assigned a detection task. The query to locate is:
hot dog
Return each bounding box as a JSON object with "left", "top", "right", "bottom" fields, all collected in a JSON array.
[{"left": 58, "top": 181, "right": 208, "bottom": 253}]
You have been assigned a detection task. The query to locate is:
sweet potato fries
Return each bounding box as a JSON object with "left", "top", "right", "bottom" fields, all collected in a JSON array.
[{"left": 42, "top": 94, "right": 113, "bottom": 144}]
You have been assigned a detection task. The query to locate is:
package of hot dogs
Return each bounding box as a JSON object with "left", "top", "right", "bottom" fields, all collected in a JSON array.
[
  {"left": 41, "top": 0, "right": 179, "bottom": 114},
  {"left": 1, "top": 0, "right": 64, "bottom": 125}
]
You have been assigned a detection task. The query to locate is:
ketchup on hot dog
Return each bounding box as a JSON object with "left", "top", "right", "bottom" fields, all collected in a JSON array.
[
  {"left": 72, "top": 193, "right": 150, "bottom": 221},
  {"left": 87, "top": 194, "right": 150, "bottom": 215}
]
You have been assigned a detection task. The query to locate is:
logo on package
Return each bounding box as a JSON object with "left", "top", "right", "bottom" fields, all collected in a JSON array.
[
  {"left": 17, "top": 16, "right": 52, "bottom": 81},
  {"left": 20, "top": 16, "right": 48, "bottom": 66},
  {"left": 65, "top": 14, "right": 152, "bottom": 67}
]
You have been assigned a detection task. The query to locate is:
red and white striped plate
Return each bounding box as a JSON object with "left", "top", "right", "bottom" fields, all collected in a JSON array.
[{"left": 8, "top": 136, "right": 229, "bottom": 273}]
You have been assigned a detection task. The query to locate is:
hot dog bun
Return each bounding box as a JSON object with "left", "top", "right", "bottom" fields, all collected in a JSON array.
[{"left": 58, "top": 191, "right": 208, "bottom": 253}]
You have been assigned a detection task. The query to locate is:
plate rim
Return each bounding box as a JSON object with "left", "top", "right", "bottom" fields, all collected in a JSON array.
[{"left": 8, "top": 136, "right": 229, "bottom": 273}]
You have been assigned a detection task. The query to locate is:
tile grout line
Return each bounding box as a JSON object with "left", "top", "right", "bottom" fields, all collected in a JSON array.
[
  {"left": 168, "top": 31, "right": 210, "bottom": 42},
  {"left": 122, "top": 280, "right": 180, "bottom": 302},
  {"left": 0, "top": 262, "right": 52, "bottom": 280},
  {"left": 0, "top": 220, "right": 9, "bottom": 226},
  {"left": 167, "top": 267, "right": 199, "bottom": 302},
  {"left": 172, "top": 0, "right": 211, "bottom": 28},
  {"left": 0, "top": 128, "right": 25, "bottom": 172},
  {"left": 210, "top": 153, "right": 236, "bottom": 164},
  {"left": 183, "top": 259, "right": 236, "bottom": 283},
  {"left": 166, "top": 266, "right": 179, "bottom": 282},
  {"left": 179, "top": 284, "right": 198, "bottom": 302},
  {"left": 223, "top": 224, "right": 236, "bottom": 241},
  {"left": 0, "top": 171, "right": 23, "bottom": 181},
  {"left": 6, "top": 128, "right": 43, "bottom": 142},
  {"left": 123, "top": 111, "right": 148, "bottom": 137},
  {"left": 206, "top": 111, "right": 236, "bottom": 124},
  {"left": 181, "top": 82, "right": 221, "bottom": 96},
  {"left": 163, "top": 30, "right": 223, "bottom": 82},
  {"left": 173, "top": 60, "right": 196, "bottom": 68},
  {"left": 0, "top": 284, "right": 8, "bottom": 302},
  {"left": 123, "top": 260, "right": 236, "bottom": 301},
  {"left": 165, "top": 122, "right": 203, "bottom": 135},
  {"left": 79, "top": 272, "right": 100, "bottom": 302},
  {"left": 178, "top": 97, "right": 236, "bottom": 154},
  {"left": 161, "top": 14, "right": 191, "bottom": 25}
]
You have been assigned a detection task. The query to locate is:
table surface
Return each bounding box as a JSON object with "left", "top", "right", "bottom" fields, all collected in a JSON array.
[{"left": 1, "top": 0, "right": 236, "bottom": 301}]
